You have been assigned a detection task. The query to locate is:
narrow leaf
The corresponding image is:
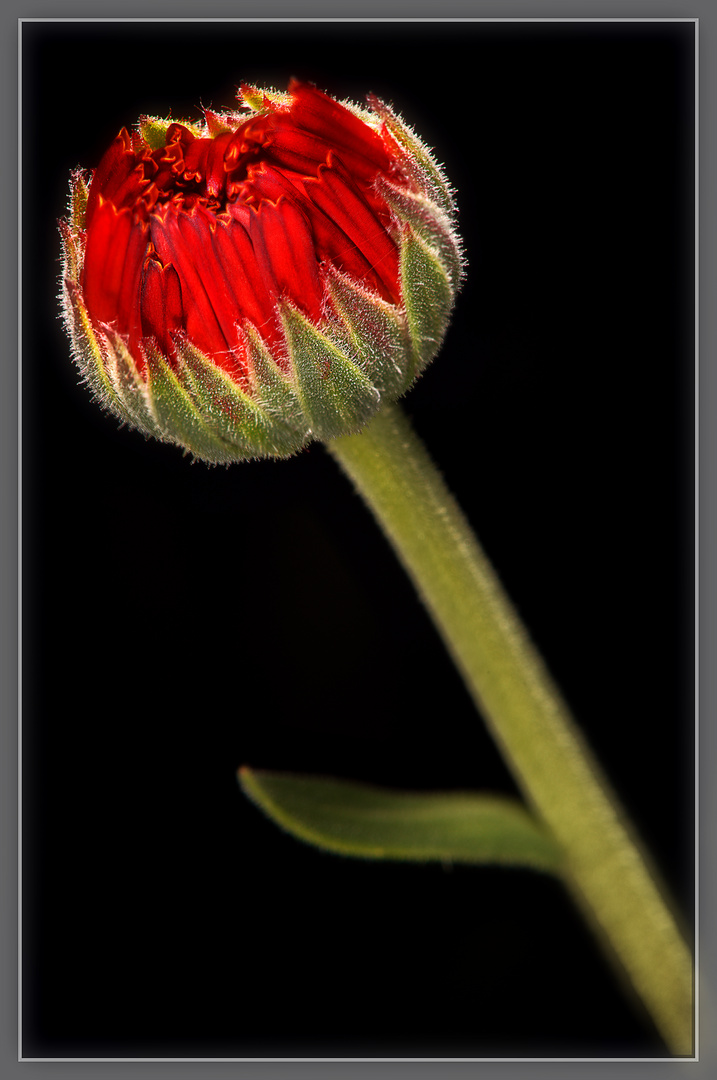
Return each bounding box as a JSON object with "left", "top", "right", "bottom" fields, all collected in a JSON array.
[{"left": 238, "top": 767, "right": 562, "bottom": 873}]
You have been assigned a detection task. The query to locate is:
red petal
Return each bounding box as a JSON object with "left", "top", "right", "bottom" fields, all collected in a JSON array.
[
  {"left": 249, "top": 198, "right": 324, "bottom": 322},
  {"left": 300, "top": 204, "right": 378, "bottom": 286},
  {"left": 82, "top": 197, "right": 149, "bottom": 337},
  {"left": 303, "top": 156, "right": 399, "bottom": 301},
  {"left": 224, "top": 115, "right": 274, "bottom": 174},
  {"left": 226, "top": 200, "right": 252, "bottom": 229},
  {"left": 210, "top": 216, "right": 277, "bottom": 340},
  {"left": 288, "top": 81, "right": 391, "bottom": 175},
  {"left": 235, "top": 161, "right": 299, "bottom": 207},
  {"left": 203, "top": 132, "right": 234, "bottom": 198},
  {"left": 232, "top": 115, "right": 328, "bottom": 177},
  {"left": 181, "top": 136, "right": 210, "bottom": 184},
  {"left": 149, "top": 204, "right": 230, "bottom": 359},
  {"left": 85, "top": 129, "right": 136, "bottom": 227},
  {"left": 151, "top": 139, "right": 187, "bottom": 192},
  {"left": 139, "top": 259, "right": 184, "bottom": 357},
  {"left": 149, "top": 203, "right": 281, "bottom": 373},
  {"left": 106, "top": 163, "right": 154, "bottom": 218},
  {"left": 236, "top": 163, "right": 382, "bottom": 289},
  {"left": 165, "top": 123, "right": 196, "bottom": 153},
  {"left": 179, "top": 131, "right": 234, "bottom": 198}
]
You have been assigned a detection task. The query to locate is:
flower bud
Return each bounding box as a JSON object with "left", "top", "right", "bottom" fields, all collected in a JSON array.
[{"left": 60, "top": 80, "right": 464, "bottom": 463}]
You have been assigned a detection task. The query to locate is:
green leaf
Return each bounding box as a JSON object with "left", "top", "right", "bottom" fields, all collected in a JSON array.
[{"left": 238, "top": 767, "right": 563, "bottom": 872}]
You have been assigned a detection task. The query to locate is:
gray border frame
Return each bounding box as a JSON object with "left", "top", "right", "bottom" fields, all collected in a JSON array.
[{"left": 8, "top": 1, "right": 712, "bottom": 1077}]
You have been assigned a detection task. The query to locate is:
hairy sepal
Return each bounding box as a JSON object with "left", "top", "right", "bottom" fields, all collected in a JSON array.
[
  {"left": 325, "top": 267, "right": 410, "bottom": 399},
  {"left": 282, "top": 303, "right": 381, "bottom": 441},
  {"left": 399, "top": 223, "right": 455, "bottom": 381},
  {"left": 368, "top": 94, "right": 457, "bottom": 218},
  {"left": 177, "top": 339, "right": 309, "bottom": 460},
  {"left": 377, "top": 177, "right": 465, "bottom": 297},
  {"left": 61, "top": 278, "right": 142, "bottom": 430}
]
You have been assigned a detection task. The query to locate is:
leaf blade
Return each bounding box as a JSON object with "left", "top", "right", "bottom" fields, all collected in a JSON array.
[{"left": 238, "top": 767, "right": 562, "bottom": 873}]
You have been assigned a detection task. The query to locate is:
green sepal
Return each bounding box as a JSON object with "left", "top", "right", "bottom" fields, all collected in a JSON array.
[
  {"left": 378, "top": 178, "right": 464, "bottom": 297},
  {"left": 204, "top": 111, "right": 235, "bottom": 136},
  {"left": 368, "top": 94, "right": 457, "bottom": 218},
  {"left": 70, "top": 172, "right": 89, "bottom": 232},
  {"left": 239, "top": 766, "right": 563, "bottom": 873},
  {"left": 325, "top": 268, "right": 409, "bottom": 399},
  {"left": 143, "top": 345, "right": 245, "bottom": 463},
  {"left": 138, "top": 115, "right": 202, "bottom": 150},
  {"left": 59, "top": 219, "right": 84, "bottom": 291},
  {"left": 242, "top": 326, "right": 309, "bottom": 440},
  {"left": 62, "top": 280, "right": 140, "bottom": 428},
  {"left": 239, "top": 85, "right": 292, "bottom": 113},
  {"left": 282, "top": 303, "right": 380, "bottom": 440},
  {"left": 61, "top": 202, "right": 160, "bottom": 440},
  {"left": 106, "top": 335, "right": 166, "bottom": 440},
  {"left": 177, "top": 339, "right": 308, "bottom": 460},
  {"left": 400, "top": 225, "right": 455, "bottom": 381}
]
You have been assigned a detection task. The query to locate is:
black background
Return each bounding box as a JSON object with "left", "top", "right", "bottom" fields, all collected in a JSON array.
[{"left": 22, "top": 20, "right": 695, "bottom": 1059}]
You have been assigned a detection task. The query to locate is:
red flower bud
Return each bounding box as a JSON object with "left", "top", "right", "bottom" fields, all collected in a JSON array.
[{"left": 60, "top": 81, "right": 464, "bottom": 462}]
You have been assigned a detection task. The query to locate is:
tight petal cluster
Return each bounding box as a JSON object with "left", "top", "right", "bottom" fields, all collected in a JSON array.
[{"left": 60, "top": 80, "right": 464, "bottom": 463}]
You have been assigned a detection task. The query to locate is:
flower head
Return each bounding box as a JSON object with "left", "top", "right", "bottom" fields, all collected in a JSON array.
[{"left": 60, "top": 80, "right": 464, "bottom": 462}]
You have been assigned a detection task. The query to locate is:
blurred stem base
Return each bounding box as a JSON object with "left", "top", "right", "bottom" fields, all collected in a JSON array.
[{"left": 325, "top": 401, "right": 693, "bottom": 1056}]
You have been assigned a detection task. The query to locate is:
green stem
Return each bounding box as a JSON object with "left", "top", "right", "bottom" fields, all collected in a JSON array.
[{"left": 326, "top": 401, "right": 693, "bottom": 1055}]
